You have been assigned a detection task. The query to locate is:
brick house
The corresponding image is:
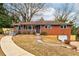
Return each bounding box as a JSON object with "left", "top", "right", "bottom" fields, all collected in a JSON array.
[{"left": 13, "top": 21, "right": 72, "bottom": 41}]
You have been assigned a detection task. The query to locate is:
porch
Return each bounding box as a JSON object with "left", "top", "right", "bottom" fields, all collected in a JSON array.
[{"left": 14, "top": 25, "right": 43, "bottom": 34}]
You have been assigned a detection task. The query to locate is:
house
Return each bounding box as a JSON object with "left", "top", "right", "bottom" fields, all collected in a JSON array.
[{"left": 13, "top": 21, "right": 72, "bottom": 41}]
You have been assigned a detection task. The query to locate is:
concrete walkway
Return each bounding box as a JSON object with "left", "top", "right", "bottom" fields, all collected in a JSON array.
[{"left": 0, "top": 36, "right": 35, "bottom": 56}]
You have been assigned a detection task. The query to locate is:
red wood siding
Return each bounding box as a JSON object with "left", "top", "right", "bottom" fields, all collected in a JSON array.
[
  {"left": 40, "top": 25, "right": 71, "bottom": 40},
  {"left": 14, "top": 25, "right": 72, "bottom": 40}
]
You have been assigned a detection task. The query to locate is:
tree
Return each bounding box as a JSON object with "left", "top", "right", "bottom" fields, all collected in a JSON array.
[
  {"left": 53, "top": 4, "right": 78, "bottom": 23},
  {"left": 53, "top": 4, "right": 79, "bottom": 36},
  {"left": 0, "top": 3, "right": 12, "bottom": 28},
  {"left": 4, "top": 3, "right": 45, "bottom": 22},
  {"left": 71, "top": 24, "right": 77, "bottom": 35},
  {"left": 0, "top": 3, "right": 6, "bottom": 15},
  {"left": 39, "top": 17, "right": 44, "bottom": 21},
  {"left": 0, "top": 17, "right": 12, "bottom": 28},
  {"left": 0, "top": 3, "right": 8, "bottom": 18}
]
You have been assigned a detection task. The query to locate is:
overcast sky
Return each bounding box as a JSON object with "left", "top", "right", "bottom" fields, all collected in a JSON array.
[
  {"left": 32, "top": 3, "right": 75, "bottom": 20},
  {"left": 32, "top": 3, "right": 79, "bottom": 26}
]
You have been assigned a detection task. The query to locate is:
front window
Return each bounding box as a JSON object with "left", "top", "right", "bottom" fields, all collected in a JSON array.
[
  {"left": 60, "top": 25, "right": 67, "bottom": 29},
  {"left": 45, "top": 25, "right": 52, "bottom": 29},
  {"left": 27, "top": 25, "right": 32, "bottom": 30}
]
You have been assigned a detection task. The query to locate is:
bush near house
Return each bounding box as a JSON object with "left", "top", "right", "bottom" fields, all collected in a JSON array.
[
  {"left": 25, "top": 31, "right": 30, "bottom": 34},
  {"left": 76, "top": 34, "right": 79, "bottom": 41},
  {"left": 40, "top": 31, "right": 47, "bottom": 35},
  {"left": 17, "top": 31, "right": 35, "bottom": 35}
]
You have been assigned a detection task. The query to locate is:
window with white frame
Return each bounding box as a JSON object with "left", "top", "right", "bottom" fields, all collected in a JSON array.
[
  {"left": 27, "top": 25, "right": 32, "bottom": 30},
  {"left": 45, "top": 25, "right": 52, "bottom": 29},
  {"left": 60, "top": 25, "right": 67, "bottom": 29}
]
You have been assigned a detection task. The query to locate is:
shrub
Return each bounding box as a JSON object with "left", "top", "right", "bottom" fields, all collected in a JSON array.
[
  {"left": 17, "top": 31, "right": 21, "bottom": 34},
  {"left": 76, "top": 34, "right": 79, "bottom": 41},
  {"left": 40, "top": 31, "right": 47, "bottom": 35},
  {"left": 0, "top": 28, "right": 3, "bottom": 34},
  {"left": 22, "top": 32, "right": 27, "bottom": 34},
  {"left": 26, "top": 31, "right": 30, "bottom": 34},
  {"left": 31, "top": 31, "right": 36, "bottom": 35},
  {"left": 21, "top": 31, "right": 27, "bottom": 34}
]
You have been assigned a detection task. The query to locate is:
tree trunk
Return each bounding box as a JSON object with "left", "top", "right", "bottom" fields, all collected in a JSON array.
[{"left": 22, "top": 16, "right": 27, "bottom": 22}]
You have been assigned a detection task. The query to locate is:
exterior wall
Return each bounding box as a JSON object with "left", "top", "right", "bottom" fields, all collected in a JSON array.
[
  {"left": 70, "top": 35, "right": 76, "bottom": 41},
  {"left": 41, "top": 25, "right": 72, "bottom": 40},
  {"left": 42, "top": 35, "right": 76, "bottom": 41},
  {"left": 14, "top": 25, "right": 72, "bottom": 40},
  {"left": 42, "top": 35, "right": 58, "bottom": 43}
]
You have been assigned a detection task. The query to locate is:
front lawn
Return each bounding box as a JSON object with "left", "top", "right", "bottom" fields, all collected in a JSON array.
[{"left": 13, "top": 35, "right": 79, "bottom": 56}]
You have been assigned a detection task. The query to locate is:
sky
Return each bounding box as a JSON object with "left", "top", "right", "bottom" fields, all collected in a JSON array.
[
  {"left": 32, "top": 3, "right": 75, "bottom": 20},
  {"left": 32, "top": 3, "right": 79, "bottom": 26}
]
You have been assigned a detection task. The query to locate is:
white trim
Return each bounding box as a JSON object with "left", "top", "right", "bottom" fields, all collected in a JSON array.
[
  {"left": 45, "top": 25, "right": 52, "bottom": 29},
  {"left": 60, "top": 25, "right": 67, "bottom": 29},
  {"left": 27, "top": 25, "right": 32, "bottom": 30}
]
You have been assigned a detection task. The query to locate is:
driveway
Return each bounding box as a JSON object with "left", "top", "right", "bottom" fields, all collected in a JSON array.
[{"left": 0, "top": 36, "right": 35, "bottom": 56}]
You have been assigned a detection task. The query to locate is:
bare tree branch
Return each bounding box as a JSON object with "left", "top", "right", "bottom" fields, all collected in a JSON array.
[
  {"left": 4, "top": 3, "right": 45, "bottom": 22},
  {"left": 53, "top": 3, "right": 77, "bottom": 23}
]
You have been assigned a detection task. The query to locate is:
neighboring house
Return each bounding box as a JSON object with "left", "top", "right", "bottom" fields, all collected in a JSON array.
[{"left": 13, "top": 21, "right": 72, "bottom": 41}]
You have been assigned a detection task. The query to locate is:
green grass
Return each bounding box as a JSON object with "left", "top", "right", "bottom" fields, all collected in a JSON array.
[{"left": 13, "top": 35, "right": 79, "bottom": 56}]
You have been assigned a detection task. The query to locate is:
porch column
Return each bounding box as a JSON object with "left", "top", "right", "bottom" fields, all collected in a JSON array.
[
  {"left": 31, "top": 25, "right": 34, "bottom": 33},
  {"left": 21, "top": 25, "right": 24, "bottom": 30}
]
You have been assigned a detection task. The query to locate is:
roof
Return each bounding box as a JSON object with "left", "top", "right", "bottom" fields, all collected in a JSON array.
[{"left": 13, "top": 21, "right": 72, "bottom": 26}]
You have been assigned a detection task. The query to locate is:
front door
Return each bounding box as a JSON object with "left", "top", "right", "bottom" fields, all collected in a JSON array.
[{"left": 35, "top": 25, "right": 40, "bottom": 33}]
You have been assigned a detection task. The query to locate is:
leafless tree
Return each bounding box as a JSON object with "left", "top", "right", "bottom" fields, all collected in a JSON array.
[
  {"left": 53, "top": 3, "right": 78, "bottom": 23},
  {"left": 4, "top": 3, "right": 45, "bottom": 22}
]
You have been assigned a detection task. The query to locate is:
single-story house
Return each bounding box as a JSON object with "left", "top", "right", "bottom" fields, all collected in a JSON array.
[{"left": 13, "top": 21, "right": 72, "bottom": 41}]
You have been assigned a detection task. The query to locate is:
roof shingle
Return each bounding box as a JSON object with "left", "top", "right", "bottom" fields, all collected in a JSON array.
[{"left": 13, "top": 21, "right": 72, "bottom": 26}]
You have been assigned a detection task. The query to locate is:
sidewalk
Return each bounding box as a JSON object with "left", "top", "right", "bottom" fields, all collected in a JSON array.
[{"left": 0, "top": 36, "right": 35, "bottom": 56}]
